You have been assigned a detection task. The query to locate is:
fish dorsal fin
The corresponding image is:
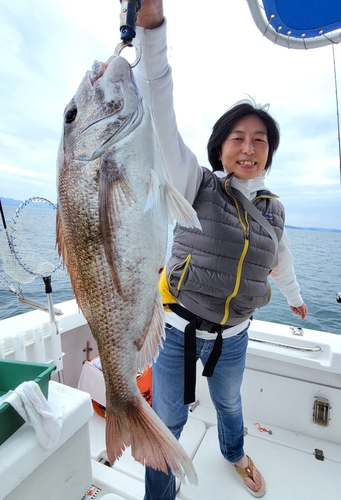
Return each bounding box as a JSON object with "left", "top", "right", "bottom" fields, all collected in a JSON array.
[
  {"left": 144, "top": 171, "right": 202, "bottom": 231},
  {"left": 164, "top": 180, "right": 202, "bottom": 230},
  {"left": 144, "top": 170, "right": 160, "bottom": 213}
]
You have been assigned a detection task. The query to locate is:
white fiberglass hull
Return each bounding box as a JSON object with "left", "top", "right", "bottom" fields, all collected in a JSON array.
[{"left": 1, "top": 299, "right": 340, "bottom": 499}]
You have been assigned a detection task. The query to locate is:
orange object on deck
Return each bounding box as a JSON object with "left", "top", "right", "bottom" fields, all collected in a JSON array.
[
  {"left": 137, "top": 365, "right": 153, "bottom": 405},
  {"left": 92, "top": 365, "right": 153, "bottom": 418}
]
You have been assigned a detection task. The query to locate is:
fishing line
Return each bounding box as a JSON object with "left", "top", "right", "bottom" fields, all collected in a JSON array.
[
  {"left": 331, "top": 45, "right": 341, "bottom": 303},
  {"left": 331, "top": 44, "right": 341, "bottom": 185}
]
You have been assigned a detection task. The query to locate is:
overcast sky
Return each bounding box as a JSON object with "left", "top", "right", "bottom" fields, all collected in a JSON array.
[{"left": 1, "top": 0, "right": 341, "bottom": 229}]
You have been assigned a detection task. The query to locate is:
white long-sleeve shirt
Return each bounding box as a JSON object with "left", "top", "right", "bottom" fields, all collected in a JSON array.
[{"left": 134, "top": 21, "right": 303, "bottom": 336}]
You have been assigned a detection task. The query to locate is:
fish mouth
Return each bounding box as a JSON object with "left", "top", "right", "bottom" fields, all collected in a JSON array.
[
  {"left": 76, "top": 56, "right": 143, "bottom": 162},
  {"left": 89, "top": 59, "right": 111, "bottom": 85}
]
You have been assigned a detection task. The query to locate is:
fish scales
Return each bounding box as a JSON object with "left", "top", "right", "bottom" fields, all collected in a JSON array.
[{"left": 56, "top": 55, "right": 200, "bottom": 484}]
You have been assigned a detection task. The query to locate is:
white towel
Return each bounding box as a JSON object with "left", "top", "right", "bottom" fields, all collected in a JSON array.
[{"left": 3, "top": 381, "right": 62, "bottom": 449}]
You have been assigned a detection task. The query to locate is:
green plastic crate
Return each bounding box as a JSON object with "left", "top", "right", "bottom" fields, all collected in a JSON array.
[{"left": 0, "top": 359, "right": 56, "bottom": 446}]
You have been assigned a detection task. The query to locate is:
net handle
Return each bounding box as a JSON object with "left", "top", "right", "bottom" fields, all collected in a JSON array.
[{"left": 0, "top": 199, "right": 7, "bottom": 229}]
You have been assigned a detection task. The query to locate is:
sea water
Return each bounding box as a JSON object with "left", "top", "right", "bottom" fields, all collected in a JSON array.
[{"left": 0, "top": 205, "right": 340, "bottom": 335}]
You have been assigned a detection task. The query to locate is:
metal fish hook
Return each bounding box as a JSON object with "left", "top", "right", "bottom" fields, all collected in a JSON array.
[{"left": 114, "top": 38, "right": 142, "bottom": 68}]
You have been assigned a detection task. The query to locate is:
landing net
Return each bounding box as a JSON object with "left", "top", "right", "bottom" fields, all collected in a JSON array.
[{"left": 0, "top": 197, "right": 65, "bottom": 283}]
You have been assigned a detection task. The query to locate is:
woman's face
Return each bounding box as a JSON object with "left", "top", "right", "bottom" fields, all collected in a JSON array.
[{"left": 219, "top": 115, "right": 269, "bottom": 180}]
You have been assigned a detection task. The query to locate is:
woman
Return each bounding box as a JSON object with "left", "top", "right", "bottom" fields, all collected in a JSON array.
[{"left": 135, "top": 2, "right": 307, "bottom": 498}]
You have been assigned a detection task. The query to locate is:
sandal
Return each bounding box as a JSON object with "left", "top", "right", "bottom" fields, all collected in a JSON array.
[{"left": 234, "top": 455, "right": 266, "bottom": 497}]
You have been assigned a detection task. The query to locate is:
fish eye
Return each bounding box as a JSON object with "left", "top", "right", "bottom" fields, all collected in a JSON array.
[{"left": 65, "top": 107, "right": 77, "bottom": 123}]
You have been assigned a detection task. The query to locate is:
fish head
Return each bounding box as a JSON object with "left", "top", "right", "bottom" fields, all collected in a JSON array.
[
  {"left": 58, "top": 55, "right": 142, "bottom": 164},
  {"left": 56, "top": 54, "right": 155, "bottom": 293}
]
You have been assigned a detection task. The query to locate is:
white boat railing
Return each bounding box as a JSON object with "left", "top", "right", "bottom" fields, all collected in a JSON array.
[
  {"left": 0, "top": 322, "right": 64, "bottom": 374},
  {"left": 249, "top": 337, "right": 322, "bottom": 352}
]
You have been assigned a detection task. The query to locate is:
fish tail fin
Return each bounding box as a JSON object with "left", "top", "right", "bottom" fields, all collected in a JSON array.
[
  {"left": 105, "top": 397, "right": 198, "bottom": 485},
  {"left": 164, "top": 181, "right": 202, "bottom": 230}
]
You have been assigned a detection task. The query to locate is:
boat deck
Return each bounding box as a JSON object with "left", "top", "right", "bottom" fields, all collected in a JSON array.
[
  {"left": 88, "top": 404, "right": 341, "bottom": 499},
  {"left": 2, "top": 303, "right": 341, "bottom": 499},
  {"left": 86, "top": 334, "right": 341, "bottom": 499}
]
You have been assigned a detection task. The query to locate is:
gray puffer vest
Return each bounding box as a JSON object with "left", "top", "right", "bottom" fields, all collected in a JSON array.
[{"left": 166, "top": 168, "right": 285, "bottom": 325}]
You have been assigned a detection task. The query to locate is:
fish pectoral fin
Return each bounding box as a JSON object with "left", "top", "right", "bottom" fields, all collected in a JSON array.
[
  {"left": 144, "top": 170, "right": 161, "bottom": 213},
  {"left": 164, "top": 180, "right": 202, "bottom": 230},
  {"left": 136, "top": 295, "right": 165, "bottom": 373},
  {"left": 99, "top": 155, "right": 133, "bottom": 213},
  {"left": 99, "top": 160, "right": 133, "bottom": 296}
]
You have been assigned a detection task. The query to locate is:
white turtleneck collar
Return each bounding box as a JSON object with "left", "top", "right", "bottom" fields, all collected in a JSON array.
[{"left": 214, "top": 170, "right": 269, "bottom": 200}]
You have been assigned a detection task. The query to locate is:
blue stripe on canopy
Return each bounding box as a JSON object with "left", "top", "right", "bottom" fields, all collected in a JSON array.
[{"left": 263, "top": 0, "right": 341, "bottom": 38}]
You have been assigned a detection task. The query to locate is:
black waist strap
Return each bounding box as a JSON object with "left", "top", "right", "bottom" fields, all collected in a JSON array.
[{"left": 167, "top": 303, "right": 229, "bottom": 404}]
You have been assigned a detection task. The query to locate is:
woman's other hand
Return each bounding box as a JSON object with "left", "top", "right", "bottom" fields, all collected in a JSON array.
[{"left": 290, "top": 303, "right": 308, "bottom": 320}]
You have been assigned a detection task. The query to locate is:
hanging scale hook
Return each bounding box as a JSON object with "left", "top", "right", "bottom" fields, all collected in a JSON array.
[{"left": 114, "top": 0, "right": 142, "bottom": 67}]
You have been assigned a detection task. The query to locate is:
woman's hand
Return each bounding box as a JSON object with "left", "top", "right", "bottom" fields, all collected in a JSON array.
[
  {"left": 137, "top": 0, "right": 164, "bottom": 29},
  {"left": 290, "top": 303, "right": 308, "bottom": 320}
]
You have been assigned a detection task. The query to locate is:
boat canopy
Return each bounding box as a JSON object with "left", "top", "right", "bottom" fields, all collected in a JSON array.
[{"left": 246, "top": 0, "right": 341, "bottom": 49}]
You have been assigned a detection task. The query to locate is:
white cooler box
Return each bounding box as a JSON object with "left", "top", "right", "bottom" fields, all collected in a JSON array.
[{"left": 1, "top": 381, "right": 94, "bottom": 500}]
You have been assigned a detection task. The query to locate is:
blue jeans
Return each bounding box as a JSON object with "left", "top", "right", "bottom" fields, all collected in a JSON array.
[{"left": 144, "top": 324, "right": 249, "bottom": 500}]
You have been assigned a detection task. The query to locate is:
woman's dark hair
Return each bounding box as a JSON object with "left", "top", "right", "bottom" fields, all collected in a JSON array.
[{"left": 207, "top": 99, "right": 280, "bottom": 173}]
